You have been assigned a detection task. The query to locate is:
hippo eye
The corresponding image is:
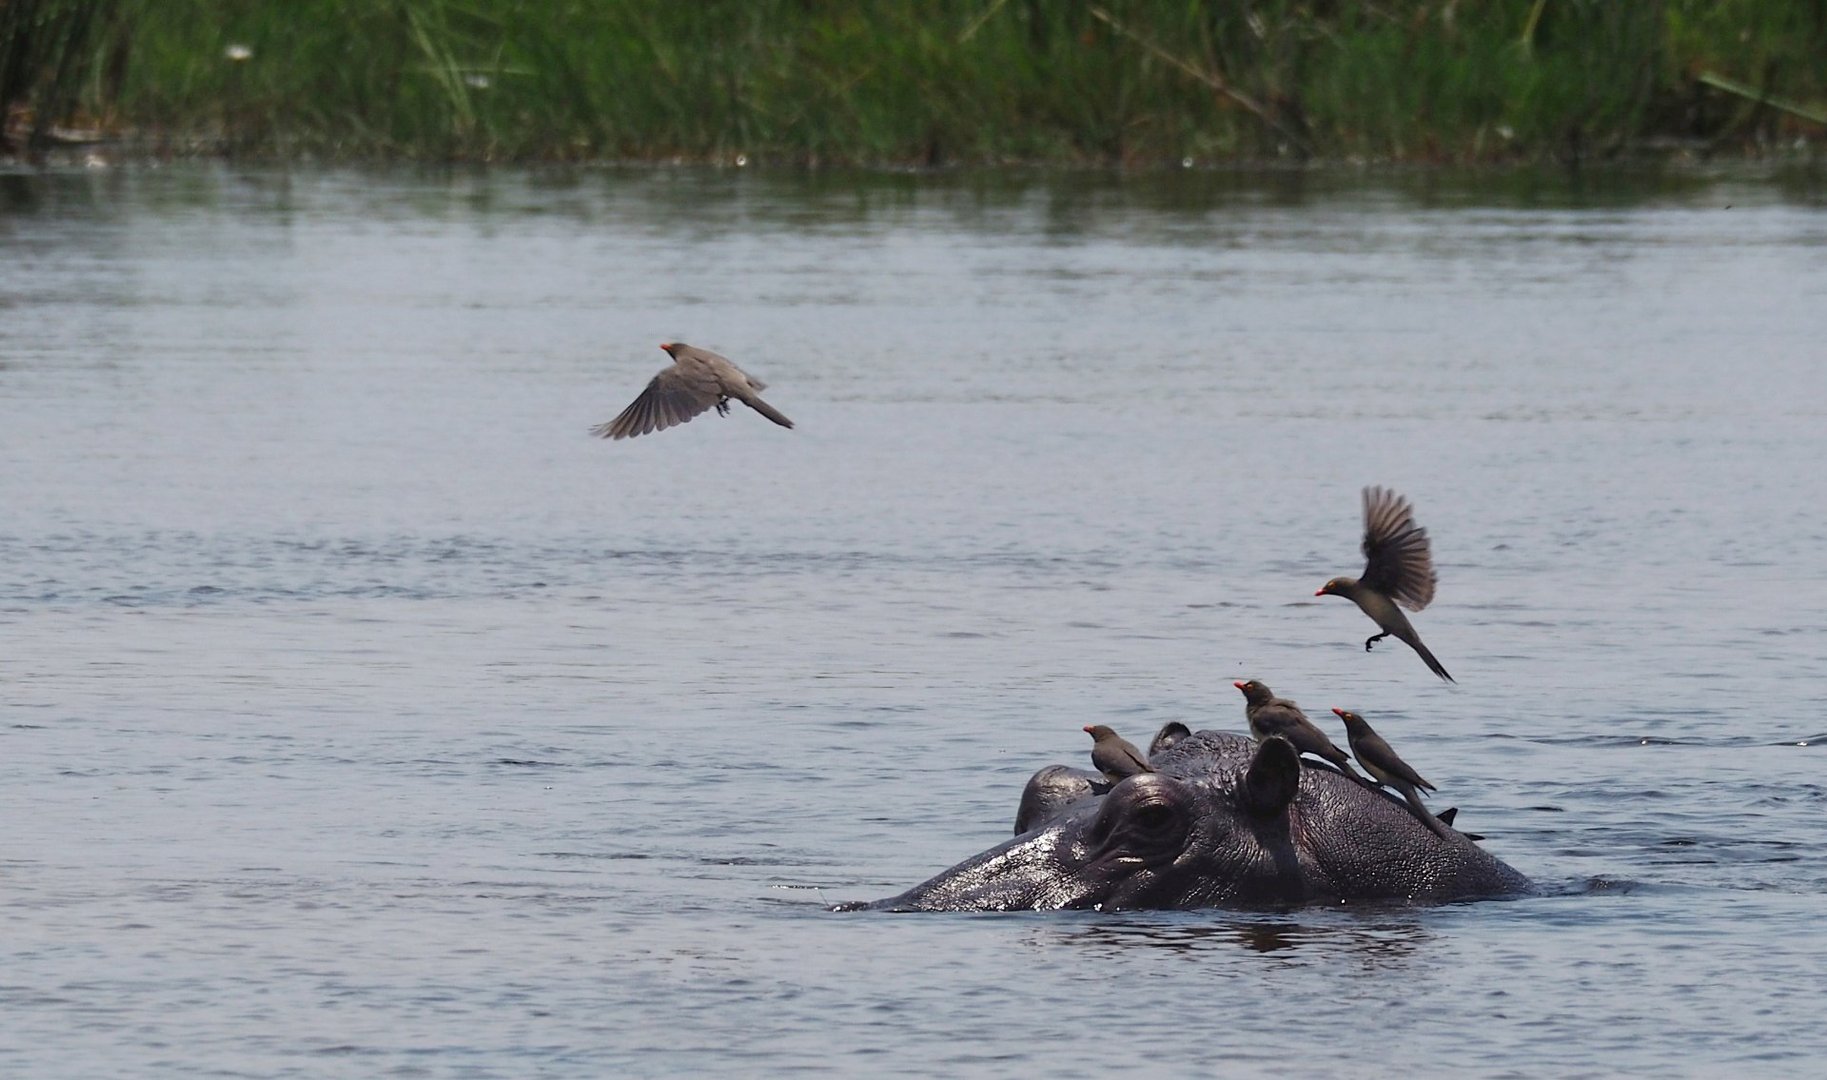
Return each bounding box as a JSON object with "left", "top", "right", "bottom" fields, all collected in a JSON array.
[
  {"left": 1089, "top": 776, "right": 1191, "bottom": 859},
  {"left": 1132, "top": 802, "right": 1176, "bottom": 834}
]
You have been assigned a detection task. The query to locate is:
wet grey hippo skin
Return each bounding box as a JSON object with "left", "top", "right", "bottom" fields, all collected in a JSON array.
[{"left": 837, "top": 727, "right": 1531, "bottom": 911}]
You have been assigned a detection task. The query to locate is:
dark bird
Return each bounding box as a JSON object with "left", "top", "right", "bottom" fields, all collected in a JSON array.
[
  {"left": 1316, "top": 485, "right": 1455, "bottom": 682},
  {"left": 1333, "top": 708, "right": 1452, "bottom": 840},
  {"left": 1234, "top": 680, "right": 1361, "bottom": 781},
  {"left": 591, "top": 342, "right": 794, "bottom": 440},
  {"left": 1083, "top": 725, "right": 1154, "bottom": 782}
]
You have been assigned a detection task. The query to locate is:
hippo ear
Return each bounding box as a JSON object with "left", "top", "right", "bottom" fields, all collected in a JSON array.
[
  {"left": 1148, "top": 722, "right": 1192, "bottom": 757},
  {"left": 1014, "top": 765, "right": 1103, "bottom": 835},
  {"left": 1241, "top": 736, "right": 1301, "bottom": 817}
]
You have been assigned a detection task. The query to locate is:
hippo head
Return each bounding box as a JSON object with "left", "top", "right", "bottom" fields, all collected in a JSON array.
[
  {"left": 836, "top": 727, "right": 1530, "bottom": 912},
  {"left": 841, "top": 734, "right": 1314, "bottom": 911}
]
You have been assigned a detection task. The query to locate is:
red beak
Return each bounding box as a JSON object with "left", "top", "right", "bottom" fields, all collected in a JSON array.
[
  {"left": 1081, "top": 725, "right": 1094, "bottom": 734},
  {"left": 1232, "top": 681, "right": 1247, "bottom": 690},
  {"left": 1331, "top": 707, "right": 1346, "bottom": 717},
  {"left": 1314, "top": 588, "right": 1326, "bottom": 596}
]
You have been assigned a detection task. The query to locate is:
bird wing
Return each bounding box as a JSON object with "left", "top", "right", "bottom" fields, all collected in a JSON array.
[
  {"left": 1119, "top": 741, "right": 1152, "bottom": 773},
  {"left": 690, "top": 349, "right": 766, "bottom": 395},
  {"left": 1360, "top": 730, "right": 1434, "bottom": 792},
  {"left": 1267, "top": 696, "right": 1304, "bottom": 720},
  {"left": 590, "top": 365, "right": 721, "bottom": 440},
  {"left": 1254, "top": 701, "right": 1305, "bottom": 735},
  {"left": 1091, "top": 741, "right": 1135, "bottom": 777},
  {"left": 1358, "top": 485, "right": 1438, "bottom": 612}
]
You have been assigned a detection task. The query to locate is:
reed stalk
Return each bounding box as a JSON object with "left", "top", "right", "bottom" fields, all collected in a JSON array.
[{"left": 4, "top": 0, "right": 1821, "bottom": 163}]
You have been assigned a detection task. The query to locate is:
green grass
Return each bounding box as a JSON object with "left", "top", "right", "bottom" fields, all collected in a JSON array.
[{"left": 5, "top": 0, "right": 1825, "bottom": 163}]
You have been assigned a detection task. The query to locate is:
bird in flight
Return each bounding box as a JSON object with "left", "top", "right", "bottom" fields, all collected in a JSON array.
[
  {"left": 1316, "top": 486, "right": 1454, "bottom": 682},
  {"left": 592, "top": 342, "right": 794, "bottom": 440}
]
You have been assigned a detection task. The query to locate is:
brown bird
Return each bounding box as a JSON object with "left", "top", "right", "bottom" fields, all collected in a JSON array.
[
  {"left": 591, "top": 342, "right": 794, "bottom": 440},
  {"left": 1316, "top": 485, "right": 1454, "bottom": 682},
  {"left": 1083, "top": 725, "right": 1154, "bottom": 782},
  {"left": 1233, "top": 680, "right": 1361, "bottom": 781},
  {"left": 1333, "top": 707, "right": 1452, "bottom": 840}
]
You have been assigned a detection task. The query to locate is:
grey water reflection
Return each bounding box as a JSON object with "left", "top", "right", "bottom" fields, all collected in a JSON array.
[{"left": 1037, "top": 914, "right": 1433, "bottom": 961}]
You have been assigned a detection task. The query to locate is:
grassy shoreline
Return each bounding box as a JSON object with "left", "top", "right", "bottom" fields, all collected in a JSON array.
[{"left": 5, "top": 1, "right": 1825, "bottom": 166}]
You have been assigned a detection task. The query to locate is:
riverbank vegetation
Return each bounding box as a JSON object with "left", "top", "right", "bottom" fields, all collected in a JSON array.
[{"left": 4, "top": 0, "right": 1824, "bottom": 164}]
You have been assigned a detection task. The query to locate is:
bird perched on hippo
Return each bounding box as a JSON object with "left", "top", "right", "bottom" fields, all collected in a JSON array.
[
  {"left": 1083, "top": 724, "right": 1154, "bottom": 782},
  {"left": 1235, "top": 679, "right": 1361, "bottom": 780},
  {"left": 1334, "top": 707, "right": 1453, "bottom": 840}
]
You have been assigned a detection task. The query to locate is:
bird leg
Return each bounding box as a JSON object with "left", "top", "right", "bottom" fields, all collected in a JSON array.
[
  {"left": 1364, "top": 632, "right": 1389, "bottom": 652},
  {"left": 715, "top": 397, "right": 731, "bottom": 417}
]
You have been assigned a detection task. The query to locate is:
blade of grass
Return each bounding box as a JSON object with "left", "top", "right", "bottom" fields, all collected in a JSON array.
[
  {"left": 1086, "top": 4, "right": 1312, "bottom": 156},
  {"left": 1698, "top": 70, "right": 1827, "bottom": 126}
]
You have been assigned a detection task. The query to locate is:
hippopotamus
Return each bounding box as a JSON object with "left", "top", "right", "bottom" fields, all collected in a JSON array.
[{"left": 836, "top": 726, "right": 1531, "bottom": 911}]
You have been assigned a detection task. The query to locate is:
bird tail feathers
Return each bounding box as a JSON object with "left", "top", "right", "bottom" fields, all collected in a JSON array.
[
  {"left": 1406, "top": 635, "right": 1454, "bottom": 683},
  {"left": 744, "top": 396, "right": 794, "bottom": 429},
  {"left": 1401, "top": 784, "right": 1454, "bottom": 840}
]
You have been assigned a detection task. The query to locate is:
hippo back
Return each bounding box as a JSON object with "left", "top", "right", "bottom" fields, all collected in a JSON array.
[{"left": 1156, "top": 730, "right": 1530, "bottom": 902}]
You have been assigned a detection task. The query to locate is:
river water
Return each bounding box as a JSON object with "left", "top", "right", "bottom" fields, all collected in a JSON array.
[{"left": 2, "top": 164, "right": 1823, "bottom": 1076}]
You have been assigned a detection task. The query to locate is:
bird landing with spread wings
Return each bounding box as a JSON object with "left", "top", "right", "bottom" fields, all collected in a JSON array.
[
  {"left": 592, "top": 342, "right": 794, "bottom": 440},
  {"left": 1316, "top": 485, "right": 1455, "bottom": 682}
]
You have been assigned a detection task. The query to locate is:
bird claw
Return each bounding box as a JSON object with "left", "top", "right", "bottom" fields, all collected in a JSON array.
[
  {"left": 715, "top": 398, "right": 731, "bottom": 417},
  {"left": 1363, "top": 632, "right": 1387, "bottom": 653}
]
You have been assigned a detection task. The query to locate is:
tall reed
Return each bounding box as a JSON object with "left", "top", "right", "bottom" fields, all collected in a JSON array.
[
  {"left": 6, "top": 0, "right": 1823, "bottom": 163},
  {"left": 0, "top": 0, "right": 123, "bottom": 150}
]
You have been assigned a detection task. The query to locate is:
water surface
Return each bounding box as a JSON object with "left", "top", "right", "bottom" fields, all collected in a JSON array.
[{"left": 2, "top": 165, "right": 1824, "bottom": 1076}]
